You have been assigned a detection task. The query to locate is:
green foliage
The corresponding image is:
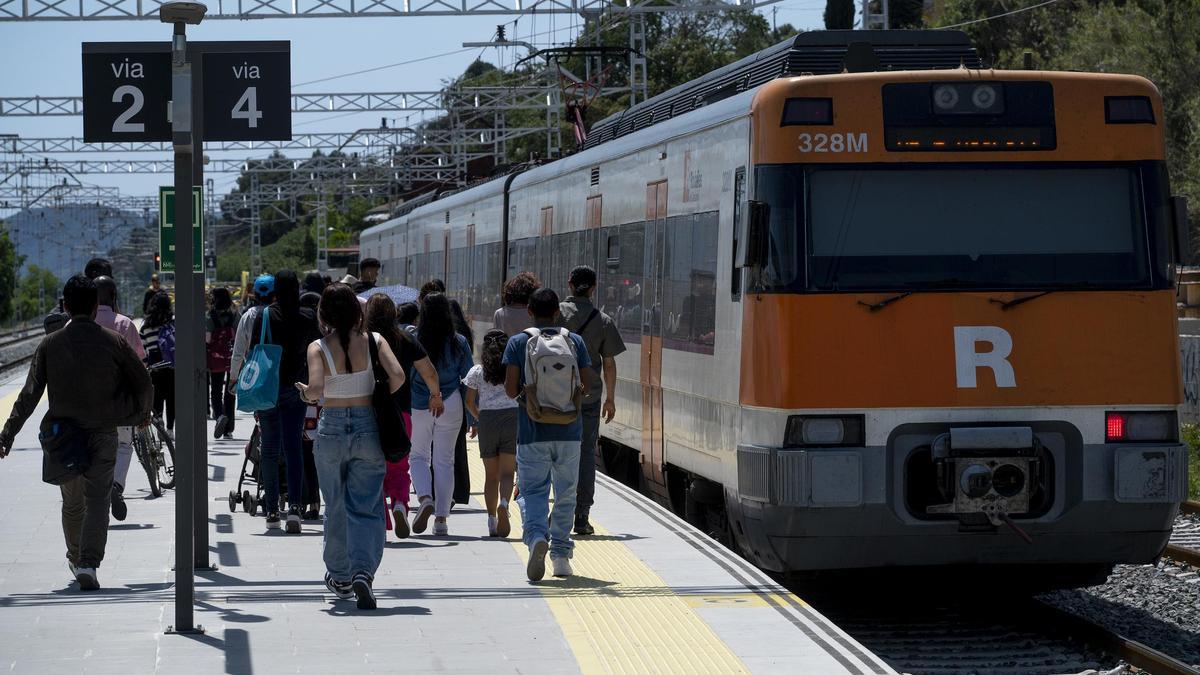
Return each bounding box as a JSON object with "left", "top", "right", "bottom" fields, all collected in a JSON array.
[
  {"left": 15, "top": 265, "right": 58, "bottom": 319},
  {"left": 888, "top": 0, "right": 925, "bottom": 27},
  {"left": 825, "top": 0, "right": 856, "bottom": 29},
  {"left": 937, "top": 0, "right": 1084, "bottom": 68},
  {"left": 1181, "top": 423, "right": 1200, "bottom": 499},
  {"left": 0, "top": 222, "right": 22, "bottom": 324}
]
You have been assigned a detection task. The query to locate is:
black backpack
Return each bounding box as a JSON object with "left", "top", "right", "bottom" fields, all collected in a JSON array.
[{"left": 43, "top": 306, "right": 69, "bottom": 335}]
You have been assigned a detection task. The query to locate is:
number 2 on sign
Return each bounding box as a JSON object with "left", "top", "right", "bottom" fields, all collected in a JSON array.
[
  {"left": 798, "top": 132, "right": 868, "bottom": 153},
  {"left": 232, "top": 87, "right": 263, "bottom": 128}
]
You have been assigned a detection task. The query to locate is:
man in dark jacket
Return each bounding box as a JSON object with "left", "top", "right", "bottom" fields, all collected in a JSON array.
[{"left": 0, "top": 275, "right": 154, "bottom": 590}]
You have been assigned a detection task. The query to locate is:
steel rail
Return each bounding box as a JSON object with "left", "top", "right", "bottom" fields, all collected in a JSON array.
[{"left": 1029, "top": 599, "right": 1200, "bottom": 675}]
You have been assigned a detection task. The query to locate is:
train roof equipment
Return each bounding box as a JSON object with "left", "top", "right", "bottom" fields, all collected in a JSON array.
[{"left": 583, "top": 29, "right": 983, "bottom": 149}]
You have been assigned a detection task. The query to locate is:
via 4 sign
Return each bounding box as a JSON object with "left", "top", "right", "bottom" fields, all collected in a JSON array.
[{"left": 202, "top": 50, "right": 290, "bottom": 142}]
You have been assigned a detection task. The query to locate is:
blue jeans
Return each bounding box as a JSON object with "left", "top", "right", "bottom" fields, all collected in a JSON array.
[
  {"left": 577, "top": 401, "right": 602, "bottom": 517},
  {"left": 259, "top": 387, "right": 306, "bottom": 512},
  {"left": 517, "top": 440, "right": 581, "bottom": 559},
  {"left": 315, "top": 406, "right": 386, "bottom": 581}
]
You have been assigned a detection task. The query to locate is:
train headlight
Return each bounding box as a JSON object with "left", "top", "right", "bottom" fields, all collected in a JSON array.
[
  {"left": 971, "top": 84, "right": 998, "bottom": 110},
  {"left": 784, "top": 415, "right": 865, "bottom": 447},
  {"left": 1105, "top": 411, "right": 1178, "bottom": 443},
  {"left": 932, "top": 85, "right": 959, "bottom": 111}
]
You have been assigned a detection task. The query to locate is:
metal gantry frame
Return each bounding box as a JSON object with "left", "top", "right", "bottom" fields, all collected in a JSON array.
[{"left": 0, "top": 0, "right": 780, "bottom": 22}]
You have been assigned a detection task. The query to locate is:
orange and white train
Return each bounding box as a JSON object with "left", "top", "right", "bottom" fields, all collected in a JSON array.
[{"left": 362, "top": 30, "right": 1191, "bottom": 585}]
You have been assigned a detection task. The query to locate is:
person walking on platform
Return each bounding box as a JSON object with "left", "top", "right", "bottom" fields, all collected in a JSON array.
[
  {"left": 409, "top": 292, "right": 472, "bottom": 536},
  {"left": 249, "top": 270, "right": 321, "bottom": 534},
  {"left": 92, "top": 276, "right": 145, "bottom": 522},
  {"left": 447, "top": 296, "right": 474, "bottom": 507},
  {"left": 503, "top": 288, "right": 593, "bottom": 580},
  {"left": 0, "top": 275, "right": 153, "bottom": 590},
  {"left": 365, "top": 295, "right": 442, "bottom": 538},
  {"left": 559, "top": 266, "right": 626, "bottom": 536},
  {"left": 354, "top": 258, "right": 381, "bottom": 294},
  {"left": 142, "top": 273, "right": 162, "bottom": 315},
  {"left": 299, "top": 272, "right": 326, "bottom": 311},
  {"left": 206, "top": 288, "right": 237, "bottom": 437},
  {"left": 225, "top": 274, "right": 275, "bottom": 437},
  {"left": 296, "top": 283, "right": 407, "bottom": 610},
  {"left": 463, "top": 329, "right": 519, "bottom": 538},
  {"left": 140, "top": 292, "right": 177, "bottom": 433},
  {"left": 493, "top": 272, "right": 540, "bottom": 336}
]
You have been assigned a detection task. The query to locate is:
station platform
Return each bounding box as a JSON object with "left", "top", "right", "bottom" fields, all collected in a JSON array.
[{"left": 0, "top": 373, "right": 893, "bottom": 674}]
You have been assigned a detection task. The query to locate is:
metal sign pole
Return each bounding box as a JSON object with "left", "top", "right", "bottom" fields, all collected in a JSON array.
[
  {"left": 163, "top": 1, "right": 206, "bottom": 636},
  {"left": 191, "top": 48, "right": 211, "bottom": 572}
]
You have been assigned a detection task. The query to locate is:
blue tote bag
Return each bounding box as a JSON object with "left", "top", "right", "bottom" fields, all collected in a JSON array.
[{"left": 236, "top": 310, "right": 283, "bottom": 412}]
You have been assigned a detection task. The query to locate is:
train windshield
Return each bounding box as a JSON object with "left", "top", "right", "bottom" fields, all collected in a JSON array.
[{"left": 756, "top": 164, "right": 1157, "bottom": 292}]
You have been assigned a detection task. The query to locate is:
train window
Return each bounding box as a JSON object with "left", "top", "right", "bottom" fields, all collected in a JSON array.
[
  {"left": 606, "top": 233, "right": 620, "bottom": 268},
  {"left": 664, "top": 212, "right": 718, "bottom": 354},
  {"left": 732, "top": 167, "right": 745, "bottom": 300},
  {"left": 612, "top": 223, "right": 645, "bottom": 342}
]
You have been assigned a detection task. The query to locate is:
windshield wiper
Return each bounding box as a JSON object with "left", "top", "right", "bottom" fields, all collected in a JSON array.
[
  {"left": 858, "top": 292, "right": 911, "bottom": 312},
  {"left": 990, "top": 291, "right": 1051, "bottom": 310}
]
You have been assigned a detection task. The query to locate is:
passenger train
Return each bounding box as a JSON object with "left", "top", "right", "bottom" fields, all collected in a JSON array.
[{"left": 362, "top": 30, "right": 1191, "bottom": 585}]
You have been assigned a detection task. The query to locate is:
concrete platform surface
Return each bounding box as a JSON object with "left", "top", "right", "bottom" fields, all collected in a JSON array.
[{"left": 0, "top": 374, "right": 893, "bottom": 674}]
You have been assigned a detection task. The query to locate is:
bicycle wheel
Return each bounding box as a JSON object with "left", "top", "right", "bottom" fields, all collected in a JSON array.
[
  {"left": 138, "top": 428, "right": 162, "bottom": 498},
  {"left": 152, "top": 419, "right": 176, "bottom": 490}
]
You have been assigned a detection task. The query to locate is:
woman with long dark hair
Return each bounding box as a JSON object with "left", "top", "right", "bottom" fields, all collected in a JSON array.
[
  {"left": 364, "top": 295, "right": 442, "bottom": 538},
  {"left": 408, "top": 292, "right": 473, "bottom": 536},
  {"left": 447, "top": 297, "right": 474, "bottom": 505},
  {"left": 248, "top": 269, "right": 321, "bottom": 534},
  {"left": 462, "top": 329, "right": 519, "bottom": 537},
  {"left": 297, "top": 283, "right": 406, "bottom": 609},
  {"left": 140, "top": 291, "right": 176, "bottom": 431},
  {"left": 207, "top": 287, "right": 237, "bottom": 437}
]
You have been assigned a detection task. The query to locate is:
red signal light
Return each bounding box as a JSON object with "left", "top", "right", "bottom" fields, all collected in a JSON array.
[{"left": 1105, "top": 412, "right": 1127, "bottom": 442}]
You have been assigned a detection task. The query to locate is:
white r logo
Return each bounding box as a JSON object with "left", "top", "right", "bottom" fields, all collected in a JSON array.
[{"left": 954, "top": 326, "right": 1016, "bottom": 389}]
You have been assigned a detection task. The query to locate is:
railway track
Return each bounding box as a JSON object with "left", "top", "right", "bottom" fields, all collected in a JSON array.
[
  {"left": 0, "top": 329, "right": 41, "bottom": 380},
  {"left": 1165, "top": 500, "right": 1200, "bottom": 568}
]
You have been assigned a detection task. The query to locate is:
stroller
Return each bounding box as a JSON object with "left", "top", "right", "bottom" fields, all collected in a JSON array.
[{"left": 227, "top": 406, "right": 320, "bottom": 516}]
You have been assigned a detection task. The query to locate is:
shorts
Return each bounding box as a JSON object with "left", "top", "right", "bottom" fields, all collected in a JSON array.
[{"left": 476, "top": 408, "right": 518, "bottom": 459}]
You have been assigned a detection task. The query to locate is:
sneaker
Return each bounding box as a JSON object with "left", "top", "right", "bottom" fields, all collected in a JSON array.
[
  {"left": 75, "top": 567, "right": 99, "bottom": 591},
  {"left": 324, "top": 572, "right": 353, "bottom": 600},
  {"left": 392, "top": 507, "right": 410, "bottom": 539},
  {"left": 266, "top": 511, "right": 281, "bottom": 529},
  {"left": 527, "top": 538, "right": 548, "bottom": 582},
  {"left": 213, "top": 415, "right": 230, "bottom": 439},
  {"left": 432, "top": 518, "right": 448, "bottom": 536},
  {"left": 352, "top": 572, "right": 376, "bottom": 610},
  {"left": 496, "top": 501, "right": 511, "bottom": 538},
  {"left": 110, "top": 484, "right": 127, "bottom": 522},
  {"left": 412, "top": 499, "right": 434, "bottom": 534},
  {"left": 573, "top": 515, "right": 594, "bottom": 536},
  {"left": 487, "top": 515, "right": 498, "bottom": 537},
  {"left": 303, "top": 504, "right": 321, "bottom": 521},
  {"left": 551, "top": 556, "right": 573, "bottom": 578},
  {"left": 286, "top": 506, "right": 302, "bottom": 534},
  {"left": 223, "top": 433, "right": 233, "bottom": 440}
]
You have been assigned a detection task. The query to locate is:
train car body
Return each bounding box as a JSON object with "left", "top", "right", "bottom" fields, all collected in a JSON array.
[{"left": 361, "top": 31, "right": 1190, "bottom": 583}]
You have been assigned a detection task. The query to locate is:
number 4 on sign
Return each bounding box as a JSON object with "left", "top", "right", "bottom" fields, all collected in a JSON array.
[{"left": 232, "top": 87, "right": 262, "bottom": 128}]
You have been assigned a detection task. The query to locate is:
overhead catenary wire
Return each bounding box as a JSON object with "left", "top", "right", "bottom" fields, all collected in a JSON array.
[{"left": 936, "top": 0, "right": 1067, "bottom": 29}]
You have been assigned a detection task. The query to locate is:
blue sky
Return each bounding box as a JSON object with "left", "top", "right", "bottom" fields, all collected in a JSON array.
[{"left": 0, "top": 1, "right": 826, "bottom": 197}]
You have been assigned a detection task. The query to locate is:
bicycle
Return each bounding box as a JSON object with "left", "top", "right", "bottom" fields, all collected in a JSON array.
[{"left": 133, "top": 416, "right": 176, "bottom": 497}]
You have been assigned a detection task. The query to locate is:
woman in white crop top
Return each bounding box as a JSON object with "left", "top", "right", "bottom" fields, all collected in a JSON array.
[{"left": 295, "top": 283, "right": 405, "bottom": 610}]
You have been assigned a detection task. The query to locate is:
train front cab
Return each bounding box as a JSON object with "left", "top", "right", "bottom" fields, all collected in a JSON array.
[{"left": 725, "top": 72, "right": 1190, "bottom": 581}]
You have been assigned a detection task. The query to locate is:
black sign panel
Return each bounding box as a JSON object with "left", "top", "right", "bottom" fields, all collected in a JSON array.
[
  {"left": 202, "top": 51, "right": 291, "bottom": 142},
  {"left": 81, "top": 47, "right": 172, "bottom": 143}
]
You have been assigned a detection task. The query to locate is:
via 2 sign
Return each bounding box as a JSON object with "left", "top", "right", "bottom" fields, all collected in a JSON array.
[{"left": 81, "top": 46, "right": 172, "bottom": 143}]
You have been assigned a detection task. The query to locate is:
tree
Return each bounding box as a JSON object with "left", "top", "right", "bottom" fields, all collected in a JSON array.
[
  {"left": 825, "top": 0, "right": 855, "bottom": 29},
  {"left": 0, "top": 222, "right": 21, "bottom": 324},
  {"left": 15, "top": 265, "right": 59, "bottom": 320},
  {"left": 889, "top": 0, "right": 925, "bottom": 27}
]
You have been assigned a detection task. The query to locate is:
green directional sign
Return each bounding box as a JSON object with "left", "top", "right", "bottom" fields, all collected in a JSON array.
[{"left": 159, "top": 186, "right": 203, "bottom": 273}]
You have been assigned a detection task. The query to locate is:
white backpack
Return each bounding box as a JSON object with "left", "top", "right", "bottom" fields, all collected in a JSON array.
[{"left": 521, "top": 327, "right": 582, "bottom": 424}]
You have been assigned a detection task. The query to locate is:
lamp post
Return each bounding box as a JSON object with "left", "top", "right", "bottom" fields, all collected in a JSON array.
[{"left": 161, "top": 0, "right": 205, "bottom": 636}]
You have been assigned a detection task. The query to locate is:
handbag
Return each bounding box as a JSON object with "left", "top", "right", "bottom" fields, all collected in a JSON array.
[
  {"left": 236, "top": 309, "right": 283, "bottom": 412},
  {"left": 368, "top": 332, "right": 411, "bottom": 462},
  {"left": 39, "top": 417, "right": 91, "bottom": 485}
]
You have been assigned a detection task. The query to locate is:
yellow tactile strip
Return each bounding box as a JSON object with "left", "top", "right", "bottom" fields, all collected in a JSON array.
[{"left": 467, "top": 451, "right": 749, "bottom": 675}]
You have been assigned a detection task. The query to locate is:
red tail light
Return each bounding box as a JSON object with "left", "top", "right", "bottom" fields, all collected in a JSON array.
[{"left": 1105, "top": 412, "right": 1127, "bottom": 442}]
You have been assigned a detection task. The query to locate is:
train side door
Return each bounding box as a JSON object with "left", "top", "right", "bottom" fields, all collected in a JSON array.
[{"left": 642, "top": 180, "right": 668, "bottom": 494}]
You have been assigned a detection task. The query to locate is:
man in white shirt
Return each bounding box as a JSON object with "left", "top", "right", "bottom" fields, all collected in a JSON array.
[{"left": 93, "top": 276, "right": 146, "bottom": 522}]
